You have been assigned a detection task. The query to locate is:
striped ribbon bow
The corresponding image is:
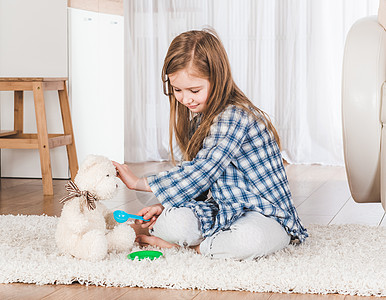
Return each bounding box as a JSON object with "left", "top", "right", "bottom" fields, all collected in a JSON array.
[{"left": 59, "top": 180, "right": 97, "bottom": 211}]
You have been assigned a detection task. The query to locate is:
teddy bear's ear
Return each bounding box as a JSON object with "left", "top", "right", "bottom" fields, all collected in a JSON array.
[{"left": 78, "top": 155, "right": 110, "bottom": 173}]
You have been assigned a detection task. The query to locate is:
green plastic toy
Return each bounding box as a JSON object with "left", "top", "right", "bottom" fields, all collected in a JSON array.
[{"left": 128, "top": 250, "right": 163, "bottom": 261}]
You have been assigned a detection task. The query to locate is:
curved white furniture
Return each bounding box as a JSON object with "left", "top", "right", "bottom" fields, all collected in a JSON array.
[{"left": 342, "top": 15, "right": 386, "bottom": 210}]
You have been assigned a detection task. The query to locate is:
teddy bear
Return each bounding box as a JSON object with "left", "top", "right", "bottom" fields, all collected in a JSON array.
[{"left": 55, "top": 154, "right": 136, "bottom": 261}]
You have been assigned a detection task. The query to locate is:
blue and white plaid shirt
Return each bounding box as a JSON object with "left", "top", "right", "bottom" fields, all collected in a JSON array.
[{"left": 147, "top": 105, "right": 308, "bottom": 242}]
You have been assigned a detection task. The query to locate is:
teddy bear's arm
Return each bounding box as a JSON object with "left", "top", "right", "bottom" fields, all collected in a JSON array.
[{"left": 104, "top": 208, "right": 118, "bottom": 229}]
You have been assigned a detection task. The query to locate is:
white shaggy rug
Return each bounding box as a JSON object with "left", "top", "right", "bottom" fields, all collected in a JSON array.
[{"left": 0, "top": 214, "right": 385, "bottom": 297}]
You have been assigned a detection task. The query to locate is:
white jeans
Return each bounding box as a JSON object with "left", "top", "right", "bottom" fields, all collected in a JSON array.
[{"left": 150, "top": 207, "right": 290, "bottom": 260}]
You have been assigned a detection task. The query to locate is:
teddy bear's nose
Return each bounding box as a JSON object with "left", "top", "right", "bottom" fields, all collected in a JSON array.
[{"left": 116, "top": 184, "right": 118, "bottom": 188}]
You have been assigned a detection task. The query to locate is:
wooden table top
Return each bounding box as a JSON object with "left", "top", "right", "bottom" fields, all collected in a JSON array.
[{"left": 0, "top": 77, "right": 68, "bottom": 82}]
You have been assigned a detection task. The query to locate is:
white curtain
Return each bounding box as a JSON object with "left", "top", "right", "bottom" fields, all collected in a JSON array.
[{"left": 124, "top": 0, "right": 378, "bottom": 165}]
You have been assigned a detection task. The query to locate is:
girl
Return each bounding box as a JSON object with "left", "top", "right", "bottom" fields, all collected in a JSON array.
[{"left": 114, "top": 29, "right": 307, "bottom": 260}]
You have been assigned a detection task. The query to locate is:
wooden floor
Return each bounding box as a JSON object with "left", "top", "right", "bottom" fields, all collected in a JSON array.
[{"left": 0, "top": 162, "right": 385, "bottom": 300}]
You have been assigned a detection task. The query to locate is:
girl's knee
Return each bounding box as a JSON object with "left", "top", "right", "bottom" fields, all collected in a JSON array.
[{"left": 151, "top": 207, "right": 203, "bottom": 246}]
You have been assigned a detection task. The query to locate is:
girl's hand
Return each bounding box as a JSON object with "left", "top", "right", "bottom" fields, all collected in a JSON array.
[
  {"left": 136, "top": 203, "right": 164, "bottom": 229},
  {"left": 112, "top": 161, "right": 151, "bottom": 192}
]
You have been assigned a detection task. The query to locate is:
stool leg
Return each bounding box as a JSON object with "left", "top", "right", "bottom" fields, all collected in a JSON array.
[
  {"left": 14, "top": 91, "right": 24, "bottom": 133},
  {"left": 58, "top": 82, "right": 78, "bottom": 180},
  {"left": 33, "top": 82, "right": 53, "bottom": 195}
]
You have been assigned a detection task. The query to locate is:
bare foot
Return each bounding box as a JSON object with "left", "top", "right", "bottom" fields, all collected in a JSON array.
[
  {"left": 190, "top": 244, "right": 201, "bottom": 254},
  {"left": 135, "top": 234, "right": 179, "bottom": 249},
  {"left": 130, "top": 223, "right": 150, "bottom": 236}
]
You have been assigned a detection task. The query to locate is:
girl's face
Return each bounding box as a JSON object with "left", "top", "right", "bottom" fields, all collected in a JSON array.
[{"left": 169, "top": 68, "right": 210, "bottom": 113}]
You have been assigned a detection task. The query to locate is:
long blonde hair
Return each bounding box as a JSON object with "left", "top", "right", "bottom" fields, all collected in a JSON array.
[{"left": 162, "top": 29, "right": 280, "bottom": 163}]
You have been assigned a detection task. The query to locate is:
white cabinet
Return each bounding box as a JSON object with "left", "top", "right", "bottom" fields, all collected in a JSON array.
[
  {"left": 0, "top": 0, "right": 69, "bottom": 178},
  {"left": 0, "top": 3, "right": 124, "bottom": 178},
  {"left": 68, "top": 8, "right": 124, "bottom": 165}
]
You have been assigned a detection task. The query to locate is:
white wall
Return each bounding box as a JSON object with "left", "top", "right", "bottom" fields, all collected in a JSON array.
[{"left": 0, "top": 0, "right": 69, "bottom": 178}]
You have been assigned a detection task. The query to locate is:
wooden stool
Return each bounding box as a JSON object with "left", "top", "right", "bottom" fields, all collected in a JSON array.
[{"left": 0, "top": 78, "right": 78, "bottom": 195}]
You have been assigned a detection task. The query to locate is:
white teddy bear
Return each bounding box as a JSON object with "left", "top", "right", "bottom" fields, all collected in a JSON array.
[{"left": 55, "top": 154, "right": 136, "bottom": 261}]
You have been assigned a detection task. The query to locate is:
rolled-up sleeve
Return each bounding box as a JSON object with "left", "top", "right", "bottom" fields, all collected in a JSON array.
[{"left": 147, "top": 107, "right": 250, "bottom": 208}]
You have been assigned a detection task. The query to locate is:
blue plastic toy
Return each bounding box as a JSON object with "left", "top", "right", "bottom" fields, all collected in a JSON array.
[{"left": 113, "top": 210, "right": 150, "bottom": 223}]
